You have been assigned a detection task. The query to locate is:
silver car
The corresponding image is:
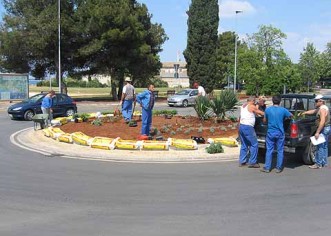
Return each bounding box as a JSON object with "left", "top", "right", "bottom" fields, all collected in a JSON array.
[{"left": 167, "top": 89, "right": 198, "bottom": 107}]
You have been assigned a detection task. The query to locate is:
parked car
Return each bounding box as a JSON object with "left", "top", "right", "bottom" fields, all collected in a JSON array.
[
  {"left": 7, "top": 93, "right": 77, "bottom": 121},
  {"left": 254, "top": 93, "right": 331, "bottom": 165},
  {"left": 167, "top": 89, "right": 198, "bottom": 107}
]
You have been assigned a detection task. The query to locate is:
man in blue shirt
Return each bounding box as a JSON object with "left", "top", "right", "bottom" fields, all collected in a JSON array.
[
  {"left": 136, "top": 84, "right": 155, "bottom": 136},
  {"left": 41, "top": 90, "right": 55, "bottom": 126},
  {"left": 261, "top": 95, "right": 292, "bottom": 173}
]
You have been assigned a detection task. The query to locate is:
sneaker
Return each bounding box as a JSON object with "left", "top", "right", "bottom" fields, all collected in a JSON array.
[
  {"left": 309, "top": 164, "right": 322, "bottom": 169},
  {"left": 248, "top": 163, "right": 260, "bottom": 168},
  {"left": 260, "top": 168, "right": 270, "bottom": 173},
  {"left": 239, "top": 163, "right": 247, "bottom": 167},
  {"left": 275, "top": 168, "right": 283, "bottom": 173}
]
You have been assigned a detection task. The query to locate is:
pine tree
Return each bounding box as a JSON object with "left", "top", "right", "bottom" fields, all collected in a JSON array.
[{"left": 184, "top": 0, "right": 219, "bottom": 93}]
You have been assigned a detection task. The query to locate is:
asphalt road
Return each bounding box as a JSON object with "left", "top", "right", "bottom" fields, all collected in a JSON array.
[{"left": 0, "top": 103, "right": 331, "bottom": 236}]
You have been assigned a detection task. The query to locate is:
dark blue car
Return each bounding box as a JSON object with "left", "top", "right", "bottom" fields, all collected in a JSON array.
[{"left": 7, "top": 93, "right": 77, "bottom": 121}]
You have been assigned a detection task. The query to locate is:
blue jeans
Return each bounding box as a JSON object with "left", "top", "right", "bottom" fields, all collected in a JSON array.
[
  {"left": 122, "top": 99, "right": 133, "bottom": 121},
  {"left": 315, "top": 126, "right": 330, "bottom": 167},
  {"left": 239, "top": 124, "right": 258, "bottom": 165},
  {"left": 265, "top": 130, "right": 285, "bottom": 170},
  {"left": 141, "top": 108, "right": 152, "bottom": 135}
]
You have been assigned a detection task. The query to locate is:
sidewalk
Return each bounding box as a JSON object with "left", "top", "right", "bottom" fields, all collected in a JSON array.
[{"left": 11, "top": 127, "right": 240, "bottom": 163}]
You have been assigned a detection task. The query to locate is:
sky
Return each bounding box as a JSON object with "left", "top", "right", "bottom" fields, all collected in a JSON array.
[
  {"left": 0, "top": 1, "right": 330, "bottom": 64},
  {"left": 140, "top": 0, "right": 331, "bottom": 63}
]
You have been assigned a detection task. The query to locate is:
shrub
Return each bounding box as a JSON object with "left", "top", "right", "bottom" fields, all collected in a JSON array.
[
  {"left": 91, "top": 119, "right": 103, "bottom": 126},
  {"left": 194, "top": 96, "right": 212, "bottom": 120},
  {"left": 210, "top": 90, "right": 238, "bottom": 120},
  {"left": 206, "top": 143, "right": 224, "bottom": 154},
  {"left": 78, "top": 113, "right": 91, "bottom": 122}
]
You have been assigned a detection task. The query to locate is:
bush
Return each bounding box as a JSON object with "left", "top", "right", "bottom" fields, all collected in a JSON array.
[
  {"left": 210, "top": 90, "right": 238, "bottom": 120},
  {"left": 194, "top": 96, "right": 213, "bottom": 120},
  {"left": 206, "top": 143, "right": 224, "bottom": 154}
]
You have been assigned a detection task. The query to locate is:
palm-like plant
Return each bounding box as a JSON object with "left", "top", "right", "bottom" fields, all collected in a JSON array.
[
  {"left": 194, "top": 96, "right": 213, "bottom": 120},
  {"left": 210, "top": 90, "right": 238, "bottom": 121}
]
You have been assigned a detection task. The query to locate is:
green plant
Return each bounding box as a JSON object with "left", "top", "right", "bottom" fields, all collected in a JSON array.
[
  {"left": 206, "top": 143, "right": 224, "bottom": 154},
  {"left": 176, "top": 127, "right": 183, "bottom": 132},
  {"left": 101, "top": 110, "right": 113, "bottom": 115},
  {"left": 229, "top": 116, "right": 238, "bottom": 122},
  {"left": 194, "top": 96, "right": 212, "bottom": 120},
  {"left": 210, "top": 90, "right": 238, "bottom": 120},
  {"left": 209, "top": 127, "right": 215, "bottom": 133},
  {"left": 91, "top": 119, "right": 103, "bottom": 126},
  {"left": 79, "top": 113, "right": 91, "bottom": 122},
  {"left": 198, "top": 127, "right": 203, "bottom": 133},
  {"left": 170, "top": 131, "right": 176, "bottom": 135}
]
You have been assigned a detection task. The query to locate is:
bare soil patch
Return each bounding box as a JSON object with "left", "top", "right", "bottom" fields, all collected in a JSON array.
[{"left": 60, "top": 115, "right": 239, "bottom": 140}]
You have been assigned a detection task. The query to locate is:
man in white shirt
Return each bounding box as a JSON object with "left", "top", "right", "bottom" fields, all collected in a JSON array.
[
  {"left": 193, "top": 82, "right": 206, "bottom": 96},
  {"left": 239, "top": 96, "right": 264, "bottom": 168},
  {"left": 120, "top": 77, "right": 135, "bottom": 123}
]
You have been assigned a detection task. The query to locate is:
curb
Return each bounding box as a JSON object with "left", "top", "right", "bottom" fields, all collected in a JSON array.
[{"left": 11, "top": 127, "right": 240, "bottom": 164}]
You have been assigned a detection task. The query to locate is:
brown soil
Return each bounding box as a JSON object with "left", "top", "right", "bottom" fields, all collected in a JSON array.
[{"left": 60, "top": 115, "right": 239, "bottom": 140}]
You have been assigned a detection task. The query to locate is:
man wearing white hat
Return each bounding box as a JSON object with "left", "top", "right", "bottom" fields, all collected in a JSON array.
[
  {"left": 302, "top": 94, "right": 330, "bottom": 169},
  {"left": 120, "top": 77, "right": 135, "bottom": 123}
]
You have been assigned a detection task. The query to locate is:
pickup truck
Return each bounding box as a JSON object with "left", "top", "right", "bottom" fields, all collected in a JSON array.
[{"left": 254, "top": 94, "right": 331, "bottom": 165}]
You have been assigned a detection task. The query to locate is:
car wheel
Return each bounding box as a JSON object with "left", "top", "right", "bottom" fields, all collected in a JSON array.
[
  {"left": 24, "top": 110, "right": 35, "bottom": 121},
  {"left": 168, "top": 104, "right": 174, "bottom": 107},
  {"left": 302, "top": 141, "right": 316, "bottom": 165},
  {"left": 182, "top": 100, "right": 188, "bottom": 107},
  {"left": 65, "top": 108, "right": 75, "bottom": 117}
]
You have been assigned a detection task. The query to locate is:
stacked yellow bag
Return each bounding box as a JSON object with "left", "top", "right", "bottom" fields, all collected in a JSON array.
[
  {"left": 49, "top": 127, "right": 65, "bottom": 139},
  {"left": 114, "top": 139, "right": 140, "bottom": 150},
  {"left": 207, "top": 137, "right": 238, "bottom": 147},
  {"left": 57, "top": 133, "right": 73, "bottom": 143},
  {"left": 90, "top": 137, "right": 118, "bottom": 150},
  {"left": 140, "top": 140, "right": 169, "bottom": 150},
  {"left": 168, "top": 138, "right": 198, "bottom": 150},
  {"left": 71, "top": 132, "right": 93, "bottom": 146}
]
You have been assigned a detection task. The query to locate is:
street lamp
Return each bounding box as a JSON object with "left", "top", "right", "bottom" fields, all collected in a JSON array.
[
  {"left": 58, "top": 0, "right": 61, "bottom": 93},
  {"left": 234, "top": 10, "right": 242, "bottom": 93}
]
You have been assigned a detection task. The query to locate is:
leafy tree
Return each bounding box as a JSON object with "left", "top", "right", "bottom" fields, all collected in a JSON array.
[
  {"left": 0, "top": 0, "right": 78, "bottom": 81},
  {"left": 184, "top": 0, "right": 219, "bottom": 93},
  {"left": 75, "top": 0, "right": 167, "bottom": 99},
  {"left": 320, "top": 42, "right": 331, "bottom": 79},
  {"left": 216, "top": 31, "right": 236, "bottom": 87},
  {"left": 298, "top": 42, "right": 321, "bottom": 91}
]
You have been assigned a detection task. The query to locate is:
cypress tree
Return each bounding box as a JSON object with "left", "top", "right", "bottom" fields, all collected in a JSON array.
[{"left": 183, "top": 0, "right": 219, "bottom": 93}]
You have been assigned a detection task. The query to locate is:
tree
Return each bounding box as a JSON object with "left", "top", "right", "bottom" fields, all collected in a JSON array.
[
  {"left": 184, "top": 0, "right": 219, "bottom": 93},
  {"left": 298, "top": 42, "right": 321, "bottom": 92},
  {"left": 241, "top": 25, "right": 291, "bottom": 95},
  {"left": 74, "top": 0, "right": 167, "bottom": 99},
  {"left": 215, "top": 31, "right": 236, "bottom": 87},
  {"left": 320, "top": 42, "right": 331, "bottom": 79},
  {"left": 0, "top": 0, "right": 79, "bottom": 81}
]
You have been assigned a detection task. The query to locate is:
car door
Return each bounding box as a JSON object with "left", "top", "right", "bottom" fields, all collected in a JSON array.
[
  {"left": 52, "top": 94, "right": 66, "bottom": 117},
  {"left": 188, "top": 90, "right": 198, "bottom": 104}
]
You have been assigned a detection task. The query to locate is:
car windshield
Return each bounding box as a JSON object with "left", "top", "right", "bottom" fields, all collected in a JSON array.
[
  {"left": 176, "top": 90, "right": 190, "bottom": 95},
  {"left": 24, "top": 94, "right": 45, "bottom": 103}
]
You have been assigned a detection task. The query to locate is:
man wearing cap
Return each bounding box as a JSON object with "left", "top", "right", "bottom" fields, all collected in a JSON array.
[
  {"left": 261, "top": 95, "right": 292, "bottom": 173},
  {"left": 120, "top": 77, "right": 135, "bottom": 123},
  {"left": 193, "top": 82, "right": 206, "bottom": 96},
  {"left": 302, "top": 94, "right": 330, "bottom": 169},
  {"left": 256, "top": 96, "right": 267, "bottom": 112},
  {"left": 238, "top": 96, "right": 265, "bottom": 168}
]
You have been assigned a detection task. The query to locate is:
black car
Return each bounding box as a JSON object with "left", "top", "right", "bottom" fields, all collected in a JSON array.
[{"left": 7, "top": 93, "right": 77, "bottom": 121}]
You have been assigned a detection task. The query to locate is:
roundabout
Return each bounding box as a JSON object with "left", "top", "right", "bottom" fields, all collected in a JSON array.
[{"left": 11, "top": 127, "right": 240, "bottom": 163}]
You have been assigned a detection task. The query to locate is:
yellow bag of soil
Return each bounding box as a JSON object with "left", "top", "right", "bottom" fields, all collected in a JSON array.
[
  {"left": 71, "top": 132, "right": 93, "bottom": 146},
  {"left": 140, "top": 140, "right": 169, "bottom": 150},
  {"left": 168, "top": 138, "right": 198, "bottom": 150},
  {"left": 49, "top": 127, "right": 65, "bottom": 139},
  {"left": 90, "top": 137, "right": 117, "bottom": 150},
  {"left": 207, "top": 137, "right": 238, "bottom": 147},
  {"left": 57, "top": 133, "right": 73, "bottom": 143},
  {"left": 42, "top": 128, "right": 51, "bottom": 137},
  {"left": 54, "top": 117, "right": 68, "bottom": 125},
  {"left": 115, "top": 139, "right": 139, "bottom": 150}
]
